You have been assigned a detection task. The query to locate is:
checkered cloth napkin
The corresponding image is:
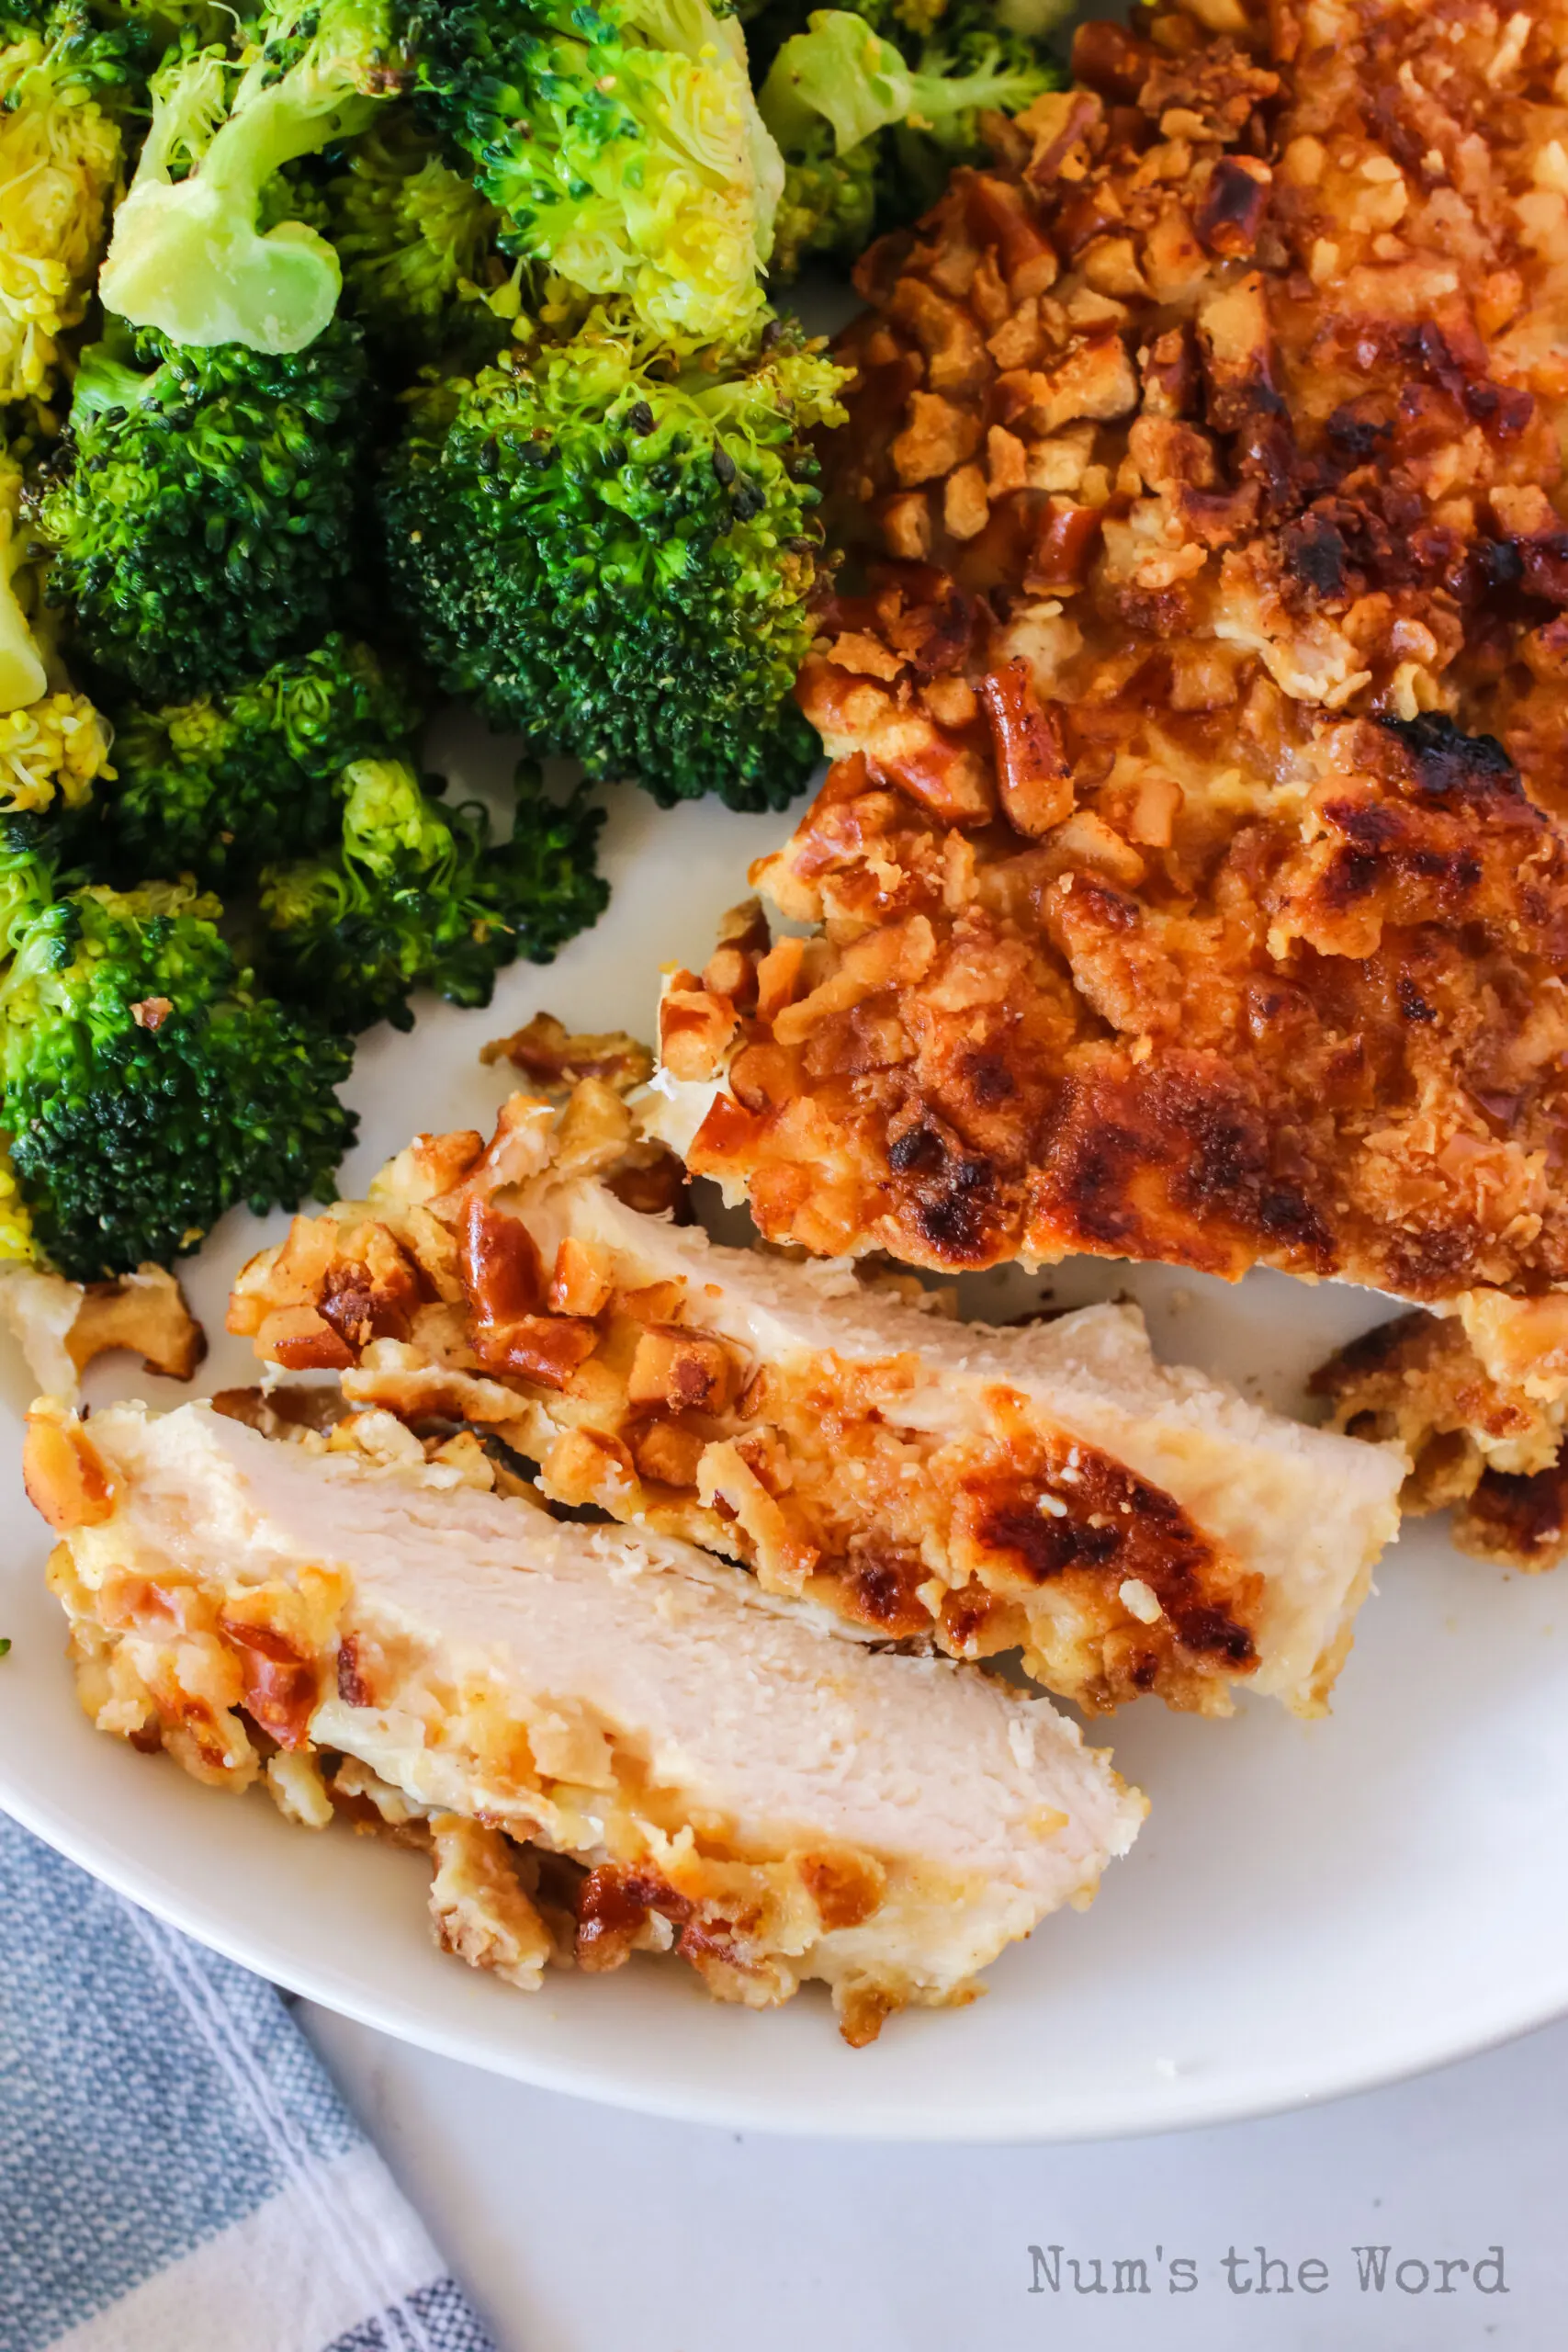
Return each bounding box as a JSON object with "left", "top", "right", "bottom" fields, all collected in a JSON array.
[{"left": 1, "top": 1811, "right": 498, "bottom": 2352}]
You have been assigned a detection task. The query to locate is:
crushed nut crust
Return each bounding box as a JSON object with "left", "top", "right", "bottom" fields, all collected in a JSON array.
[
  {"left": 226, "top": 1085, "right": 1403, "bottom": 1716},
  {"left": 33, "top": 1396, "right": 1142, "bottom": 2041},
  {"left": 665, "top": 0, "right": 1568, "bottom": 1309}
]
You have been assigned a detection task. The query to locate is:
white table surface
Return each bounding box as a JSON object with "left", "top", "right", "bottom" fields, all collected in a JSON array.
[{"left": 302, "top": 2004, "right": 1568, "bottom": 2349}]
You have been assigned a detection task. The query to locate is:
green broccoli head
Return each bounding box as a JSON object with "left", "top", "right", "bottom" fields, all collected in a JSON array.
[
  {"left": 771, "top": 127, "right": 878, "bottom": 277},
  {"left": 1, "top": 436, "right": 50, "bottom": 713},
  {"left": 35, "top": 321, "right": 372, "bottom": 702},
  {"left": 2, "top": 437, "right": 114, "bottom": 892},
  {"left": 98, "top": 0, "right": 409, "bottom": 356},
  {"left": 0, "top": 0, "right": 147, "bottom": 406},
  {"left": 401, "top": 0, "right": 784, "bottom": 350},
  {"left": 259, "top": 755, "right": 608, "bottom": 1034},
  {"left": 880, "top": 0, "right": 1064, "bottom": 220},
  {"left": 325, "top": 112, "right": 510, "bottom": 368},
  {"left": 100, "top": 635, "right": 423, "bottom": 887},
  {"left": 758, "top": 0, "right": 1062, "bottom": 266},
  {"left": 377, "top": 314, "right": 847, "bottom": 809},
  {"left": 0, "top": 876, "right": 356, "bottom": 1278}
]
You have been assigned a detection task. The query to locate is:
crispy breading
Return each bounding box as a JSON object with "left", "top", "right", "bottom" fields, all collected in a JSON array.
[
  {"left": 660, "top": 0, "right": 1568, "bottom": 1310},
  {"left": 34, "top": 1396, "right": 1144, "bottom": 2041},
  {"left": 1, "top": 1263, "right": 205, "bottom": 1397},
  {"left": 1314, "top": 1303, "right": 1568, "bottom": 1570},
  {"left": 226, "top": 1088, "right": 1404, "bottom": 1718}
]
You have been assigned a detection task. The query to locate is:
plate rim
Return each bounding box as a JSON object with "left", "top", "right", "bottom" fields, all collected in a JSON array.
[{"left": 4, "top": 1759, "right": 1560, "bottom": 2143}]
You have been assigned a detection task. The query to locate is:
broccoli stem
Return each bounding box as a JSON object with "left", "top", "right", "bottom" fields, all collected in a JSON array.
[
  {"left": 760, "top": 6, "right": 1040, "bottom": 155},
  {"left": 99, "top": 1, "right": 405, "bottom": 354}
]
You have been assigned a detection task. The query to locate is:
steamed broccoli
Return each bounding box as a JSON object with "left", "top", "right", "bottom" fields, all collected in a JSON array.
[
  {"left": 768, "top": 119, "right": 878, "bottom": 279},
  {"left": 100, "top": 635, "right": 423, "bottom": 886},
  {"left": 1, "top": 436, "right": 47, "bottom": 713},
  {"left": 2, "top": 689, "right": 112, "bottom": 826},
  {"left": 757, "top": 0, "right": 1063, "bottom": 269},
  {"left": 3, "top": 435, "right": 113, "bottom": 828},
  {"left": 0, "top": 0, "right": 143, "bottom": 409},
  {"left": 99, "top": 0, "right": 408, "bottom": 357},
  {"left": 325, "top": 112, "right": 509, "bottom": 369},
  {"left": 35, "top": 320, "right": 372, "bottom": 700},
  {"left": 400, "top": 0, "right": 784, "bottom": 349},
  {"left": 377, "top": 313, "right": 847, "bottom": 808},
  {"left": 259, "top": 755, "right": 609, "bottom": 1033},
  {"left": 0, "top": 876, "right": 356, "bottom": 1277},
  {"left": 0, "top": 444, "right": 358, "bottom": 1280}
]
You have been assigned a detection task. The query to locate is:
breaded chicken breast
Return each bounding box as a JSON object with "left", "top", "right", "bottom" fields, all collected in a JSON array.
[
  {"left": 225, "top": 1083, "right": 1403, "bottom": 1716},
  {"left": 27, "top": 1396, "right": 1143, "bottom": 2043},
  {"left": 657, "top": 0, "right": 1568, "bottom": 1324}
]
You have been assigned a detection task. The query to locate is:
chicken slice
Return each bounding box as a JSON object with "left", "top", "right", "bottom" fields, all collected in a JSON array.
[
  {"left": 27, "top": 1397, "right": 1144, "bottom": 2045},
  {"left": 227, "top": 1086, "right": 1404, "bottom": 1716}
]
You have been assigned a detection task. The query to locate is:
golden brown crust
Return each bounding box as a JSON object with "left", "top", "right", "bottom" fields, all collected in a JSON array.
[
  {"left": 675, "top": 0, "right": 1568, "bottom": 1303},
  {"left": 225, "top": 1092, "right": 1281, "bottom": 1716},
  {"left": 1313, "top": 1305, "right": 1568, "bottom": 1566},
  {"left": 44, "top": 1399, "right": 987, "bottom": 2042},
  {"left": 479, "top": 1012, "right": 653, "bottom": 1097}
]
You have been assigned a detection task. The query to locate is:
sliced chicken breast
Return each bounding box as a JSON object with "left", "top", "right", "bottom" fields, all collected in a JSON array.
[
  {"left": 27, "top": 1397, "right": 1144, "bottom": 2043},
  {"left": 228, "top": 1084, "right": 1404, "bottom": 1715}
]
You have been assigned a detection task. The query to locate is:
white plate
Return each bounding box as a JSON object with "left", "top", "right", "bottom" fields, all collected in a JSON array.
[{"left": 5, "top": 747, "right": 1568, "bottom": 2142}]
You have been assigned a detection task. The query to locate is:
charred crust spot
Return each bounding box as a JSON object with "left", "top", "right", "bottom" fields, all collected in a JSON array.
[
  {"left": 981, "top": 1501, "right": 1122, "bottom": 1577},
  {"left": 1306, "top": 1307, "right": 1438, "bottom": 1392},
  {"left": 1461, "top": 1459, "right": 1568, "bottom": 1567},
  {"left": 1377, "top": 712, "right": 1522, "bottom": 804},
  {"left": 1040, "top": 1060, "right": 1335, "bottom": 1270},
  {"left": 844, "top": 1550, "right": 931, "bottom": 1635},
  {"left": 1479, "top": 537, "right": 1525, "bottom": 589},
  {"left": 965, "top": 1442, "right": 1258, "bottom": 1679},
  {"left": 1326, "top": 404, "right": 1393, "bottom": 463},
  {"left": 963, "top": 1050, "right": 1017, "bottom": 1107},
  {"left": 910, "top": 1164, "right": 996, "bottom": 1262},
  {"left": 336, "top": 1634, "right": 373, "bottom": 1710},
  {"left": 1168, "top": 1602, "right": 1258, "bottom": 1663},
  {"left": 886, "top": 1116, "right": 999, "bottom": 1263},
  {"left": 1397, "top": 976, "right": 1438, "bottom": 1023},
  {"left": 888, "top": 1123, "right": 945, "bottom": 1176},
  {"left": 1283, "top": 513, "right": 1348, "bottom": 601},
  {"left": 940, "top": 1583, "right": 996, "bottom": 1652}
]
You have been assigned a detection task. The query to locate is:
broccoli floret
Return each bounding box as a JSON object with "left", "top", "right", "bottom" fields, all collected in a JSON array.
[
  {"left": 260, "top": 755, "right": 607, "bottom": 1034},
  {"left": 2, "top": 690, "right": 112, "bottom": 825},
  {"left": 881, "top": 0, "right": 1064, "bottom": 220},
  {"left": 325, "top": 112, "right": 509, "bottom": 369},
  {"left": 769, "top": 121, "right": 878, "bottom": 278},
  {"left": 400, "top": 0, "right": 784, "bottom": 349},
  {"left": 100, "top": 635, "right": 423, "bottom": 886},
  {"left": 758, "top": 0, "right": 1062, "bottom": 268},
  {"left": 377, "top": 314, "right": 847, "bottom": 809},
  {"left": 35, "top": 320, "right": 372, "bottom": 700},
  {"left": 2, "top": 437, "right": 111, "bottom": 838},
  {"left": 99, "top": 0, "right": 408, "bottom": 356},
  {"left": 1, "top": 437, "right": 48, "bottom": 713},
  {"left": 0, "top": 876, "right": 356, "bottom": 1278},
  {"left": 0, "top": 0, "right": 143, "bottom": 407}
]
